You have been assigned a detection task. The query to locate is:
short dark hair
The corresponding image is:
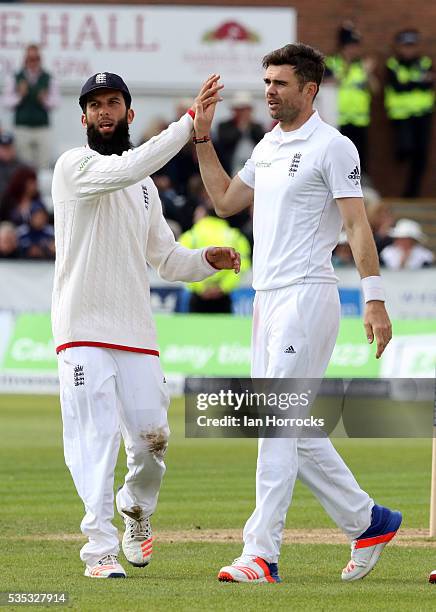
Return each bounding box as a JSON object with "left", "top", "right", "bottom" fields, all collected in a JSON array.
[{"left": 262, "top": 43, "right": 325, "bottom": 96}]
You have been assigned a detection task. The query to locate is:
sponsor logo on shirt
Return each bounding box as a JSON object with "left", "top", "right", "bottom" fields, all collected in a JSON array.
[
  {"left": 74, "top": 365, "right": 85, "bottom": 386},
  {"left": 288, "top": 152, "right": 302, "bottom": 177},
  {"left": 78, "top": 155, "right": 95, "bottom": 171},
  {"left": 255, "top": 161, "right": 271, "bottom": 168},
  {"left": 142, "top": 185, "right": 149, "bottom": 210},
  {"left": 284, "top": 345, "right": 296, "bottom": 354},
  {"left": 348, "top": 166, "right": 361, "bottom": 185}
]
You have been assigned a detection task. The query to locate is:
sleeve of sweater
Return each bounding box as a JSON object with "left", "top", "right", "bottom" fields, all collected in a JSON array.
[
  {"left": 60, "top": 114, "right": 193, "bottom": 198},
  {"left": 145, "top": 181, "right": 217, "bottom": 283}
]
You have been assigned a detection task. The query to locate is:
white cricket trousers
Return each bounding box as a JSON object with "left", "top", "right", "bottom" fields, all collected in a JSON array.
[
  {"left": 58, "top": 346, "right": 170, "bottom": 566},
  {"left": 242, "top": 283, "right": 373, "bottom": 563}
]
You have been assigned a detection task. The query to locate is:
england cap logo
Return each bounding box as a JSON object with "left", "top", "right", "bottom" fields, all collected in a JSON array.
[{"left": 79, "top": 72, "right": 132, "bottom": 109}]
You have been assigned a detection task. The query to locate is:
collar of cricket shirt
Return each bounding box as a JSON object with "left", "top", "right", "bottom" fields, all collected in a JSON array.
[{"left": 266, "top": 110, "right": 321, "bottom": 144}]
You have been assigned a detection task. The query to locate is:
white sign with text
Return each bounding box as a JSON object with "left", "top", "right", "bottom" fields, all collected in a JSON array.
[{"left": 0, "top": 4, "right": 296, "bottom": 89}]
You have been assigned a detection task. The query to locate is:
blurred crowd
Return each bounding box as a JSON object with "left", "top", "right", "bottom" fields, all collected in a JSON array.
[{"left": 0, "top": 31, "right": 435, "bottom": 284}]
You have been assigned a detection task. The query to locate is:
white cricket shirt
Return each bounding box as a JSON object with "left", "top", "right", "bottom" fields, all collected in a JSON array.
[
  {"left": 238, "top": 111, "right": 363, "bottom": 290},
  {"left": 51, "top": 113, "right": 216, "bottom": 354}
]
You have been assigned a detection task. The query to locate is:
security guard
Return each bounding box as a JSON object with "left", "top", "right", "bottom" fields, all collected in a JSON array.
[
  {"left": 385, "top": 29, "right": 435, "bottom": 197},
  {"left": 180, "top": 203, "right": 251, "bottom": 312},
  {"left": 325, "top": 23, "right": 379, "bottom": 173}
]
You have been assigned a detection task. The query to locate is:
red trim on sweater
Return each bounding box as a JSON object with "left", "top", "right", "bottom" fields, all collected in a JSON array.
[
  {"left": 187, "top": 109, "right": 195, "bottom": 119},
  {"left": 56, "top": 341, "right": 159, "bottom": 356}
]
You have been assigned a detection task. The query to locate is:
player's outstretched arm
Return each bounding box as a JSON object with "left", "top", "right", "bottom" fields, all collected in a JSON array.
[
  {"left": 337, "top": 197, "right": 392, "bottom": 359},
  {"left": 193, "top": 78, "right": 254, "bottom": 218},
  {"left": 60, "top": 75, "right": 222, "bottom": 199}
]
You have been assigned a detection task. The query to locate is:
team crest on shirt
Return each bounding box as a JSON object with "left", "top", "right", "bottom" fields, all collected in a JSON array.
[
  {"left": 288, "top": 152, "right": 302, "bottom": 177},
  {"left": 348, "top": 166, "right": 361, "bottom": 185}
]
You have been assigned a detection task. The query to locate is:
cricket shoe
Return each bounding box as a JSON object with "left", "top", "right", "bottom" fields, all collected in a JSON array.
[
  {"left": 118, "top": 504, "right": 153, "bottom": 567},
  {"left": 84, "top": 554, "right": 126, "bottom": 578},
  {"left": 342, "top": 504, "right": 402, "bottom": 581},
  {"left": 218, "top": 555, "right": 282, "bottom": 583}
]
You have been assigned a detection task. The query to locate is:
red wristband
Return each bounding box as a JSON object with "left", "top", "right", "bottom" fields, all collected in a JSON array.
[{"left": 187, "top": 109, "right": 195, "bottom": 119}]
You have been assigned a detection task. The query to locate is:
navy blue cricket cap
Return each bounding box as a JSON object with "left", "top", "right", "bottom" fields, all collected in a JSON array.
[{"left": 79, "top": 72, "right": 132, "bottom": 110}]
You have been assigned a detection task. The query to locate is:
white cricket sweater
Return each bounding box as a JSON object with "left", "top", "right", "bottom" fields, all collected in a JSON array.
[{"left": 51, "top": 113, "right": 216, "bottom": 354}]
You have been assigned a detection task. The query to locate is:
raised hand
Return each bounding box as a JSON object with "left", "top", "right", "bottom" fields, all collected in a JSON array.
[
  {"left": 205, "top": 247, "right": 241, "bottom": 273},
  {"left": 192, "top": 74, "right": 223, "bottom": 137}
]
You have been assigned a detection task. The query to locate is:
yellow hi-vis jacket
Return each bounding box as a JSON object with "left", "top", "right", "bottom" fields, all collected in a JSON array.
[
  {"left": 325, "top": 55, "right": 371, "bottom": 127},
  {"left": 179, "top": 216, "right": 251, "bottom": 295},
  {"left": 385, "top": 56, "right": 434, "bottom": 120}
]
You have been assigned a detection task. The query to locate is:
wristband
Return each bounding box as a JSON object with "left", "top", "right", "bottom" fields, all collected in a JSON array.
[
  {"left": 193, "top": 135, "right": 210, "bottom": 144},
  {"left": 361, "top": 276, "right": 385, "bottom": 303},
  {"left": 187, "top": 109, "right": 195, "bottom": 119}
]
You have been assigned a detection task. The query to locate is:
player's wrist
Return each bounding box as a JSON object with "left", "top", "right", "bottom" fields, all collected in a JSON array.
[
  {"left": 361, "top": 275, "right": 385, "bottom": 303},
  {"left": 193, "top": 134, "right": 210, "bottom": 144},
  {"left": 204, "top": 247, "right": 219, "bottom": 269}
]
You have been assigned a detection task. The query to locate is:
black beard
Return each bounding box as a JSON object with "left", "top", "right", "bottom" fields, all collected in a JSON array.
[{"left": 86, "top": 118, "right": 133, "bottom": 156}]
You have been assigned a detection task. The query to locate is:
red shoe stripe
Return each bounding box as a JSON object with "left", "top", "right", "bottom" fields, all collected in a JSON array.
[
  {"left": 253, "top": 557, "right": 271, "bottom": 576},
  {"left": 355, "top": 530, "right": 397, "bottom": 549},
  {"left": 141, "top": 538, "right": 153, "bottom": 547},
  {"left": 233, "top": 566, "right": 259, "bottom": 580}
]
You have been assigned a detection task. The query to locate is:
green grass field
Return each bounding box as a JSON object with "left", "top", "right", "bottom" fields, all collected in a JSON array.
[{"left": 1, "top": 394, "right": 436, "bottom": 611}]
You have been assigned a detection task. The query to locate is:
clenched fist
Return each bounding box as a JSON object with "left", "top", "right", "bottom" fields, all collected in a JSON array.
[{"left": 205, "top": 247, "right": 241, "bottom": 273}]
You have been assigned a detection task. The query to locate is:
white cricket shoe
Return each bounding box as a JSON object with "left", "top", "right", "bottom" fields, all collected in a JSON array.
[
  {"left": 218, "top": 555, "right": 281, "bottom": 583},
  {"left": 119, "top": 505, "right": 153, "bottom": 567},
  {"left": 342, "top": 505, "right": 402, "bottom": 581},
  {"left": 84, "top": 554, "right": 126, "bottom": 579}
]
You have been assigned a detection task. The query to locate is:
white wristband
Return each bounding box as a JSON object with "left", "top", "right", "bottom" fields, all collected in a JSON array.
[{"left": 361, "top": 276, "right": 385, "bottom": 303}]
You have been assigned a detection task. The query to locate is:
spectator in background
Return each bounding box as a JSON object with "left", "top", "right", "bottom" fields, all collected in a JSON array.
[
  {"left": 332, "top": 231, "right": 354, "bottom": 267},
  {"left": 325, "top": 22, "right": 379, "bottom": 174},
  {"left": 2, "top": 44, "right": 60, "bottom": 170},
  {"left": 152, "top": 100, "right": 200, "bottom": 196},
  {"left": 215, "top": 91, "right": 265, "bottom": 176},
  {"left": 0, "top": 166, "right": 47, "bottom": 226},
  {"left": 179, "top": 200, "right": 251, "bottom": 313},
  {"left": 366, "top": 199, "right": 395, "bottom": 254},
  {"left": 380, "top": 219, "right": 434, "bottom": 269},
  {"left": 214, "top": 92, "right": 264, "bottom": 232},
  {"left": 0, "top": 132, "right": 27, "bottom": 200},
  {"left": 384, "top": 30, "right": 435, "bottom": 197},
  {"left": 16, "top": 205, "right": 55, "bottom": 259},
  {"left": 152, "top": 173, "right": 185, "bottom": 238},
  {"left": 0, "top": 221, "right": 21, "bottom": 258}
]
